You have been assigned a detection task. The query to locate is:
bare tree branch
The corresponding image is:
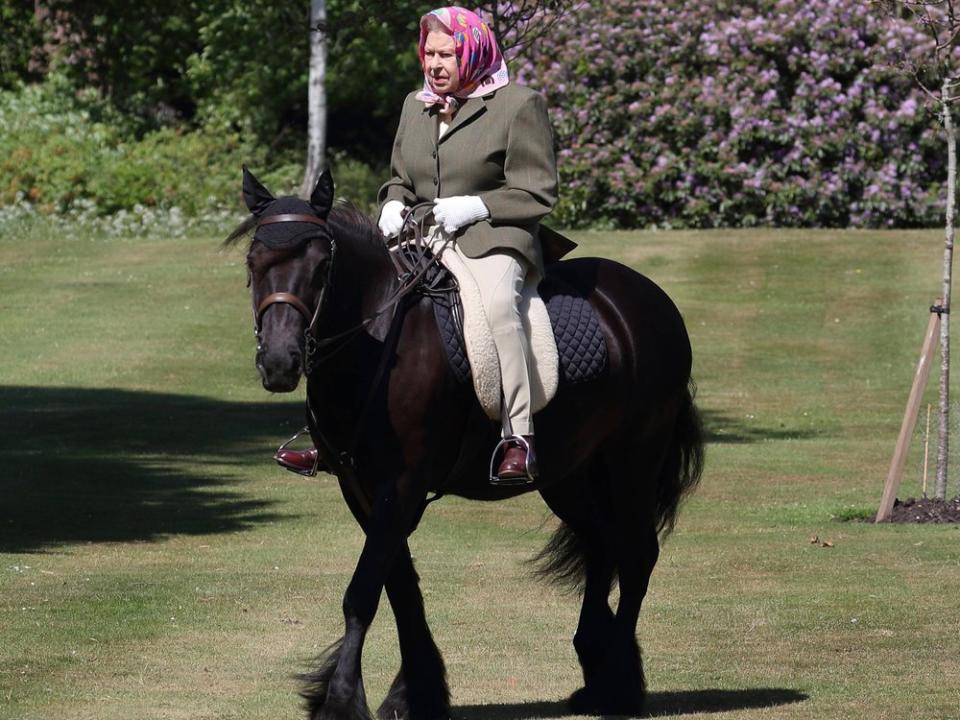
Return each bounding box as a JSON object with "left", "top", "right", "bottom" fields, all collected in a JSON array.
[{"left": 474, "top": 1, "right": 578, "bottom": 61}]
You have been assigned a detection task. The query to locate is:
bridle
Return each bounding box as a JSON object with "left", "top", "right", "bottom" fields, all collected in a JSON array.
[
  {"left": 252, "top": 213, "right": 336, "bottom": 375},
  {"left": 252, "top": 203, "right": 441, "bottom": 376}
]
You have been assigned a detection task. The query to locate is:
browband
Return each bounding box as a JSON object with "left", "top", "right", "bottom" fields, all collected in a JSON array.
[{"left": 257, "top": 213, "right": 326, "bottom": 227}]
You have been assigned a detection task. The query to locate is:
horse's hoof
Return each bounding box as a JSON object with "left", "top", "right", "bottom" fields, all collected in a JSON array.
[
  {"left": 376, "top": 703, "right": 448, "bottom": 720},
  {"left": 568, "top": 686, "right": 600, "bottom": 715},
  {"left": 376, "top": 697, "right": 449, "bottom": 720},
  {"left": 569, "top": 685, "right": 644, "bottom": 716},
  {"left": 376, "top": 697, "right": 407, "bottom": 720},
  {"left": 376, "top": 680, "right": 449, "bottom": 720}
]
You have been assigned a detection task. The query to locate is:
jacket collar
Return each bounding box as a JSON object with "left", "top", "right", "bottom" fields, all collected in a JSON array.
[{"left": 423, "top": 94, "right": 492, "bottom": 145}]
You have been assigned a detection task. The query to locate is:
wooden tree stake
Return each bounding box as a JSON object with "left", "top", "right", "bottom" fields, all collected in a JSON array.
[
  {"left": 876, "top": 302, "right": 942, "bottom": 522},
  {"left": 923, "top": 403, "right": 932, "bottom": 498}
]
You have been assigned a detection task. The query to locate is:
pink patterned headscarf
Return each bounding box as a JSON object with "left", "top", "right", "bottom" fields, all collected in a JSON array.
[{"left": 415, "top": 7, "right": 510, "bottom": 113}]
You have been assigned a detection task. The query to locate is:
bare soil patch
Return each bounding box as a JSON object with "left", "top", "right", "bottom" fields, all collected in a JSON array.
[{"left": 888, "top": 497, "right": 960, "bottom": 523}]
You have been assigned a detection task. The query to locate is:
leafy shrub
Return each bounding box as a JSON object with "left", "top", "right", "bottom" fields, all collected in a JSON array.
[
  {"left": 0, "top": 76, "right": 122, "bottom": 212},
  {"left": 0, "top": 76, "right": 249, "bottom": 220},
  {"left": 0, "top": 1, "right": 43, "bottom": 89},
  {"left": 0, "top": 75, "right": 386, "bottom": 232},
  {"left": 23, "top": 1, "right": 205, "bottom": 133},
  {"left": 517, "top": 0, "right": 942, "bottom": 229},
  {"left": 103, "top": 130, "right": 246, "bottom": 214},
  {"left": 327, "top": 153, "right": 388, "bottom": 215}
]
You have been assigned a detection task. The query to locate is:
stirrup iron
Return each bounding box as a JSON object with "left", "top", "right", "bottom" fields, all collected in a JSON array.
[
  {"left": 274, "top": 426, "right": 320, "bottom": 477},
  {"left": 489, "top": 435, "right": 537, "bottom": 486}
]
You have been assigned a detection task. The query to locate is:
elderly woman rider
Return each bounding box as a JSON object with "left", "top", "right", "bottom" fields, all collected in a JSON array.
[
  {"left": 382, "top": 7, "right": 558, "bottom": 482},
  {"left": 277, "top": 6, "right": 558, "bottom": 482}
]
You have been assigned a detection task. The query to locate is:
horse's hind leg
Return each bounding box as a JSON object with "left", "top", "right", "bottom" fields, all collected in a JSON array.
[
  {"left": 538, "top": 469, "right": 618, "bottom": 712},
  {"left": 568, "top": 539, "right": 618, "bottom": 713},
  {"left": 606, "top": 523, "right": 659, "bottom": 714},
  {"left": 543, "top": 440, "right": 665, "bottom": 715},
  {"left": 377, "top": 542, "right": 449, "bottom": 720},
  {"left": 593, "top": 440, "right": 667, "bottom": 715}
]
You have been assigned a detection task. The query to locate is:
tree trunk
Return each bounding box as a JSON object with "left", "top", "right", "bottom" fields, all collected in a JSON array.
[
  {"left": 936, "top": 86, "right": 956, "bottom": 500},
  {"left": 300, "top": 0, "right": 327, "bottom": 199}
]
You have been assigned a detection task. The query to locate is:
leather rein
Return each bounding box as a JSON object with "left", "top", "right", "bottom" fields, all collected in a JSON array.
[{"left": 253, "top": 204, "right": 455, "bottom": 506}]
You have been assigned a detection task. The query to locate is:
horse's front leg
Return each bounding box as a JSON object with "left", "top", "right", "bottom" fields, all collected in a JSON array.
[
  {"left": 300, "top": 481, "right": 422, "bottom": 720},
  {"left": 377, "top": 541, "right": 449, "bottom": 720}
]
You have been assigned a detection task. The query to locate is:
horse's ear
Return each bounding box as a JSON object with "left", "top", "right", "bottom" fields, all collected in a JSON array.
[
  {"left": 242, "top": 165, "right": 275, "bottom": 216},
  {"left": 309, "top": 168, "right": 335, "bottom": 218}
]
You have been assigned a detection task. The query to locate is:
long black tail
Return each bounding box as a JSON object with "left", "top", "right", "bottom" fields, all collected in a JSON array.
[
  {"left": 654, "top": 381, "right": 705, "bottom": 536},
  {"left": 528, "top": 520, "right": 590, "bottom": 594},
  {"left": 530, "top": 381, "right": 704, "bottom": 591}
]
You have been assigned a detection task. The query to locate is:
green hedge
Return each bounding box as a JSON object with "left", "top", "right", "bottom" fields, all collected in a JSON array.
[{"left": 0, "top": 76, "right": 385, "bottom": 229}]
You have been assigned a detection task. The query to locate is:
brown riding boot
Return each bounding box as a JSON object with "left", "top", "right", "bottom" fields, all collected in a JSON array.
[
  {"left": 273, "top": 447, "right": 323, "bottom": 476},
  {"left": 495, "top": 435, "right": 538, "bottom": 483}
]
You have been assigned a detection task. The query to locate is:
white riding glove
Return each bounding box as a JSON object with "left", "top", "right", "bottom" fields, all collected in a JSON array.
[
  {"left": 378, "top": 200, "right": 406, "bottom": 238},
  {"left": 433, "top": 195, "right": 490, "bottom": 234}
]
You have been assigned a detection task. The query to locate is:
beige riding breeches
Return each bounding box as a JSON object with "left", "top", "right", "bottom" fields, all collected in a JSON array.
[{"left": 453, "top": 243, "right": 534, "bottom": 437}]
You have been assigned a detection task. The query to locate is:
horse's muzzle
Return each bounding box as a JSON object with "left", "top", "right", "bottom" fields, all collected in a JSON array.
[{"left": 256, "top": 342, "right": 303, "bottom": 392}]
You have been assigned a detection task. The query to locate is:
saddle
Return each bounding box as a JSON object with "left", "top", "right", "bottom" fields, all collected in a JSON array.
[{"left": 404, "top": 241, "right": 609, "bottom": 419}]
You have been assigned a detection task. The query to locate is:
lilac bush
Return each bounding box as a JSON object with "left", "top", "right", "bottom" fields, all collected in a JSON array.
[{"left": 514, "top": 0, "right": 940, "bottom": 228}]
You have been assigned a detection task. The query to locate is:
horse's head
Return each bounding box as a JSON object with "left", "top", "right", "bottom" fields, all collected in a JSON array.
[{"left": 236, "top": 166, "right": 335, "bottom": 393}]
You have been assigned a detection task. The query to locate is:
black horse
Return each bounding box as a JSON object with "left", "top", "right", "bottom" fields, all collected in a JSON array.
[{"left": 227, "top": 167, "right": 704, "bottom": 720}]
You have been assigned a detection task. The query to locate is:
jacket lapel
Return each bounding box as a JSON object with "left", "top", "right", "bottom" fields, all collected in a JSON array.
[{"left": 438, "top": 96, "right": 488, "bottom": 144}]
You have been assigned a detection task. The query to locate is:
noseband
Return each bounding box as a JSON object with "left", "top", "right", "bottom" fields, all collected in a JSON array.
[{"left": 257, "top": 291, "right": 312, "bottom": 325}]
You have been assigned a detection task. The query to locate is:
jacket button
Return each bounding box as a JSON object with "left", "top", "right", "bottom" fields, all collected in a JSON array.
[
  {"left": 433, "top": 177, "right": 439, "bottom": 185},
  {"left": 432, "top": 150, "right": 437, "bottom": 159}
]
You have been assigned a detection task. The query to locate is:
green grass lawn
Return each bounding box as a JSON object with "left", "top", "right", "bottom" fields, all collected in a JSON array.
[{"left": 2, "top": 222, "right": 959, "bottom": 720}]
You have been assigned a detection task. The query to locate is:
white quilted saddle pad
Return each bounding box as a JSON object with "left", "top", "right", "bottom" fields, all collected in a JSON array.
[{"left": 426, "top": 229, "right": 559, "bottom": 420}]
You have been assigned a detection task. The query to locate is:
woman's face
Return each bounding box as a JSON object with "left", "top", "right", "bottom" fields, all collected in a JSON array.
[{"left": 423, "top": 30, "right": 460, "bottom": 95}]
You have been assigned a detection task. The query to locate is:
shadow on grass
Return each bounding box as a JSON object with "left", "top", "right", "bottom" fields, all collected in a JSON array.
[
  {"left": 0, "top": 385, "right": 307, "bottom": 554},
  {"left": 700, "top": 408, "right": 824, "bottom": 445},
  {"left": 1, "top": 387, "right": 826, "bottom": 554},
  {"left": 453, "top": 687, "right": 807, "bottom": 718}
]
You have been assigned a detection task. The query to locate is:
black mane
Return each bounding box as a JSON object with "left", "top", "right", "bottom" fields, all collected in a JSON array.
[
  {"left": 327, "top": 203, "right": 384, "bottom": 251},
  {"left": 223, "top": 213, "right": 257, "bottom": 247}
]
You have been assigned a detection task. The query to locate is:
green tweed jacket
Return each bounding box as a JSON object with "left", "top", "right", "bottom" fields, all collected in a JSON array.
[{"left": 377, "top": 82, "right": 559, "bottom": 275}]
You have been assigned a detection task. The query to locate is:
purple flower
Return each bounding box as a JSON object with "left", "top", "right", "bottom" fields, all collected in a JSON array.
[{"left": 520, "top": 0, "right": 941, "bottom": 229}]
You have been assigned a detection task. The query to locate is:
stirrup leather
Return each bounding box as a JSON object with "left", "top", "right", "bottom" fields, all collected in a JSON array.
[{"left": 489, "top": 434, "right": 537, "bottom": 486}]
